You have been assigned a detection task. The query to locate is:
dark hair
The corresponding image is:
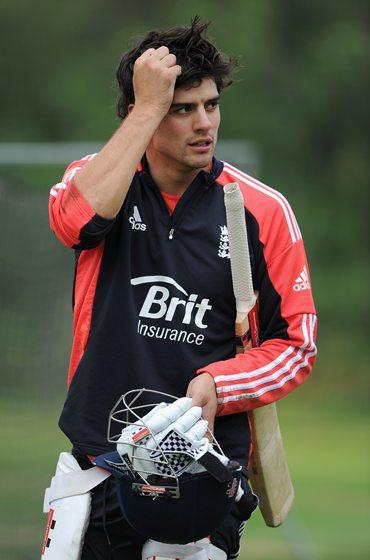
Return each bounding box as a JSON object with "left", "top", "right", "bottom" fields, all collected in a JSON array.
[{"left": 116, "top": 17, "right": 238, "bottom": 119}]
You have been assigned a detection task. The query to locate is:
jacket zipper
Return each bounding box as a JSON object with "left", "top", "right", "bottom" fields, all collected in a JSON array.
[
  {"left": 167, "top": 182, "right": 210, "bottom": 241},
  {"left": 142, "top": 166, "right": 214, "bottom": 241}
]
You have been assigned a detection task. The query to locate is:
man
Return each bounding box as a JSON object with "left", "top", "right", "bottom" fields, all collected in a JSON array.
[{"left": 48, "top": 18, "right": 317, "bottom": 560}]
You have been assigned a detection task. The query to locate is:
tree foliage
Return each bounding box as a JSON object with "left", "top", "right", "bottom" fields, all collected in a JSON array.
[{"left": 0, "top": 0, "right": 368, "bottom": 395}]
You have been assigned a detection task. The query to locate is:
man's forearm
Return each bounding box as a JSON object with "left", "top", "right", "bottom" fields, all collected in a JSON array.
[
  {"left": 74, "top": 46, "right": 182, "bottom": 219},
  {"left": 74, "top": 106, "right": 163, "bottom": 219}
]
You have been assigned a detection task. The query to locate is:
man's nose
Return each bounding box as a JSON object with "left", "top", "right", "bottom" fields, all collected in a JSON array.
[{"left": 193, "top": 108, "right": 212, "bottom": 131}]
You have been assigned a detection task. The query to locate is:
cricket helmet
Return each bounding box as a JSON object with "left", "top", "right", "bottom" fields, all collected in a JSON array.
[{"left": 94, "top": 389, "right": 242, "bottom": 544}]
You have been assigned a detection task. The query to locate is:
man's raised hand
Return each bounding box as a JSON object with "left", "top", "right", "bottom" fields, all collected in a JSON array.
[{"left": 133, "top": 46, "right": 182, "bottom": 117}]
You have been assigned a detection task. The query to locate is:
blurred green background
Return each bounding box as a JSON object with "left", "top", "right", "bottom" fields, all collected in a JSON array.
[{"left": 0, "top": 1, "right": 369, "bottom": 559}]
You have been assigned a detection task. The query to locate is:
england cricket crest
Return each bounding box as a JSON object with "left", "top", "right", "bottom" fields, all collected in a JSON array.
[{"left": 218, "top": 225, "right": 230, "bottom": 259}]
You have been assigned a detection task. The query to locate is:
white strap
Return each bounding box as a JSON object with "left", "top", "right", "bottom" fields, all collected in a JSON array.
[
  {"left": 142, "top": 542, "right": 226, "bottom": 560},
  {"left": 142, "top": 538, "right": 210, "bottom": 559},
  {"left": 46, "top": 467, "right": 110, "bottom": 506},
  {"left": 208, "top": 544, "right": 227, "bottom": 560}
]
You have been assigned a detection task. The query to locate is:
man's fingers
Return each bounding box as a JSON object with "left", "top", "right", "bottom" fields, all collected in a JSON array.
[
  {"left": 171, "top": 406, "right": 202, "bottom": 432},
  {"left": 133, "top": 44, "right": 182, "bottom": 117},
  {"left": 142, "top": 47, "right": 180, "bottom": 72},
  {"left": 140, "top": 48, "right": 155, "bottom": 59},
  {"left": 173, "top": 64, "right": 182, "bottom": 77},
  {"left": 144, "top": 397, "right": 192, "bottom": 435},
  {"left": 186, "top": 419, "right": 209, "bottom": 440},
  {"left": 202, "top": 404, "right": 215, "bottom": 433},
  {"left": 139, "top": 402, "right": 167, "bottom": 424},
  {"left": 161, "top": 53, "right": 177, "bottom": 67},
  {"left": 149, "top": 45, "right": 170, "bottom": 60},
  {"left": 186, "top": 373, "right": 217, "bottom": 436},
  {"left": 146, "top": 49, "right": 181, "bottom": 75}
]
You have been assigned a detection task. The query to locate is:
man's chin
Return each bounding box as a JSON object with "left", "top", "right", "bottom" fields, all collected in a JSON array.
[{"left": 184, "top": 153, "right": 214, "bottom": 170}]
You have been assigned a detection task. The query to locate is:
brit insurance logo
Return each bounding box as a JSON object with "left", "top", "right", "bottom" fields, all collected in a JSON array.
[
  {"left": 129, "top": 206, "right": 146, "bottom": 231},
  {"left": 130, "top": 275, "right": 212, "bottom": 346}
]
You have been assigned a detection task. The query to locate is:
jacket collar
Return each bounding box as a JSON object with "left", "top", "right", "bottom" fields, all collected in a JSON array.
[{"left": 138, "top": 155, "right": 224, "bottom": 186}]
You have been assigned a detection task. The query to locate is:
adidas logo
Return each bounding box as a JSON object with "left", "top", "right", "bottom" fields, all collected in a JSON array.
[
  {"left": 129, "top": 206, "right": 146, "bottom": 231},
  {"left": 293, "top": 266, "right": 310, "bottom": 291}
]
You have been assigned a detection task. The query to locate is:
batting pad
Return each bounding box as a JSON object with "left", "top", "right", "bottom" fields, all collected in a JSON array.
[{"left": 42, "top": 452, "right": 109, "bottom": 559}]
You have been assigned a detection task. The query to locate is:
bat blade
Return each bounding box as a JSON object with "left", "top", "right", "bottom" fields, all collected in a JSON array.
[
  {"left": 248, "top": 404, "right": 294, "bottom": 527},
  {"left": 224, "top": 182, "right": 294, "bottom": 527}
]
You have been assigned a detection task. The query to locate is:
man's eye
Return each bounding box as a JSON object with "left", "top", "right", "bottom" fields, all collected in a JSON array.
[
  {"left": 176, "top": 106, "right": 191, "bottom": 114},
  {"left": 207, "top": 101, "right": 219, "bottom": 110}
]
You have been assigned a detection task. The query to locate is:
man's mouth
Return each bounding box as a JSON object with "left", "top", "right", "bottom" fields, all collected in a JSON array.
[{"left": 189, "top": 139, "right": 213, "bottom": 147}]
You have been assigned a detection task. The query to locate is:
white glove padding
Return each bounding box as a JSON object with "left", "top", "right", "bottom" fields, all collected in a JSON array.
[
  {"left": 117, "top": 401, "right": 168, "bottom": 441},
  {"left": 142, "top": 539, "right": 227, "bottom": 560},
  {"left": 117, "top": 398, "right": 209, "bottom": 479},
  {"left": 141, "top": 538, "right": 210, "bottom": 560},
  {"left": 116, "top": 397, "right": 242, "bottom": 486},
  {"left": 118, "top": 398, "right": 194, "bottom": 444}
]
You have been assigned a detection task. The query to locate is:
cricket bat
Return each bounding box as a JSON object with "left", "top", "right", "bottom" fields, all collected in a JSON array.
[{"left": 224, "top": 182, "right": 294, "bottom": 527}]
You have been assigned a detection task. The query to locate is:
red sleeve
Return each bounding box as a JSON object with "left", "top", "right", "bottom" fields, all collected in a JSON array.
[
  {"left": 198, "top": 166, "right": 318, "bottom": 414},
  {"left": 49, "top": 154, "right": 114, "bottom": 249},
  {"left": 200, "top": 310, "right": 317, "bottom": 415}
]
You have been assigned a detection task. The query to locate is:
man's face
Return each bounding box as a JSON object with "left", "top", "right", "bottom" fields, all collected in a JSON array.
[{"left": 147, "top": 77, "right": 221, "bottom": 172}]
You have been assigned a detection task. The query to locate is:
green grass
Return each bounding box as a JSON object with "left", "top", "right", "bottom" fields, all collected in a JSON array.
[
  {"left": 241, "top": 391, "right": 370, "bottom": 560},
  {"left": 0, "top": 392, "right": 369, "bottom": 560}
]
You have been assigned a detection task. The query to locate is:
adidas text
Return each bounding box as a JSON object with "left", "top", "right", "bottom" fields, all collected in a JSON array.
[
  {"left": 129, "top": 216, "right": 146, "bottom": 231},
  {"left": 293, "top": 266, "right": 310, "bottom": 291},
  {"left": 129, "top": 206, "right": 147, "bottom": 231},
  {"left": 293, "top": 280, "right": 310, "bottom": 291}
]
